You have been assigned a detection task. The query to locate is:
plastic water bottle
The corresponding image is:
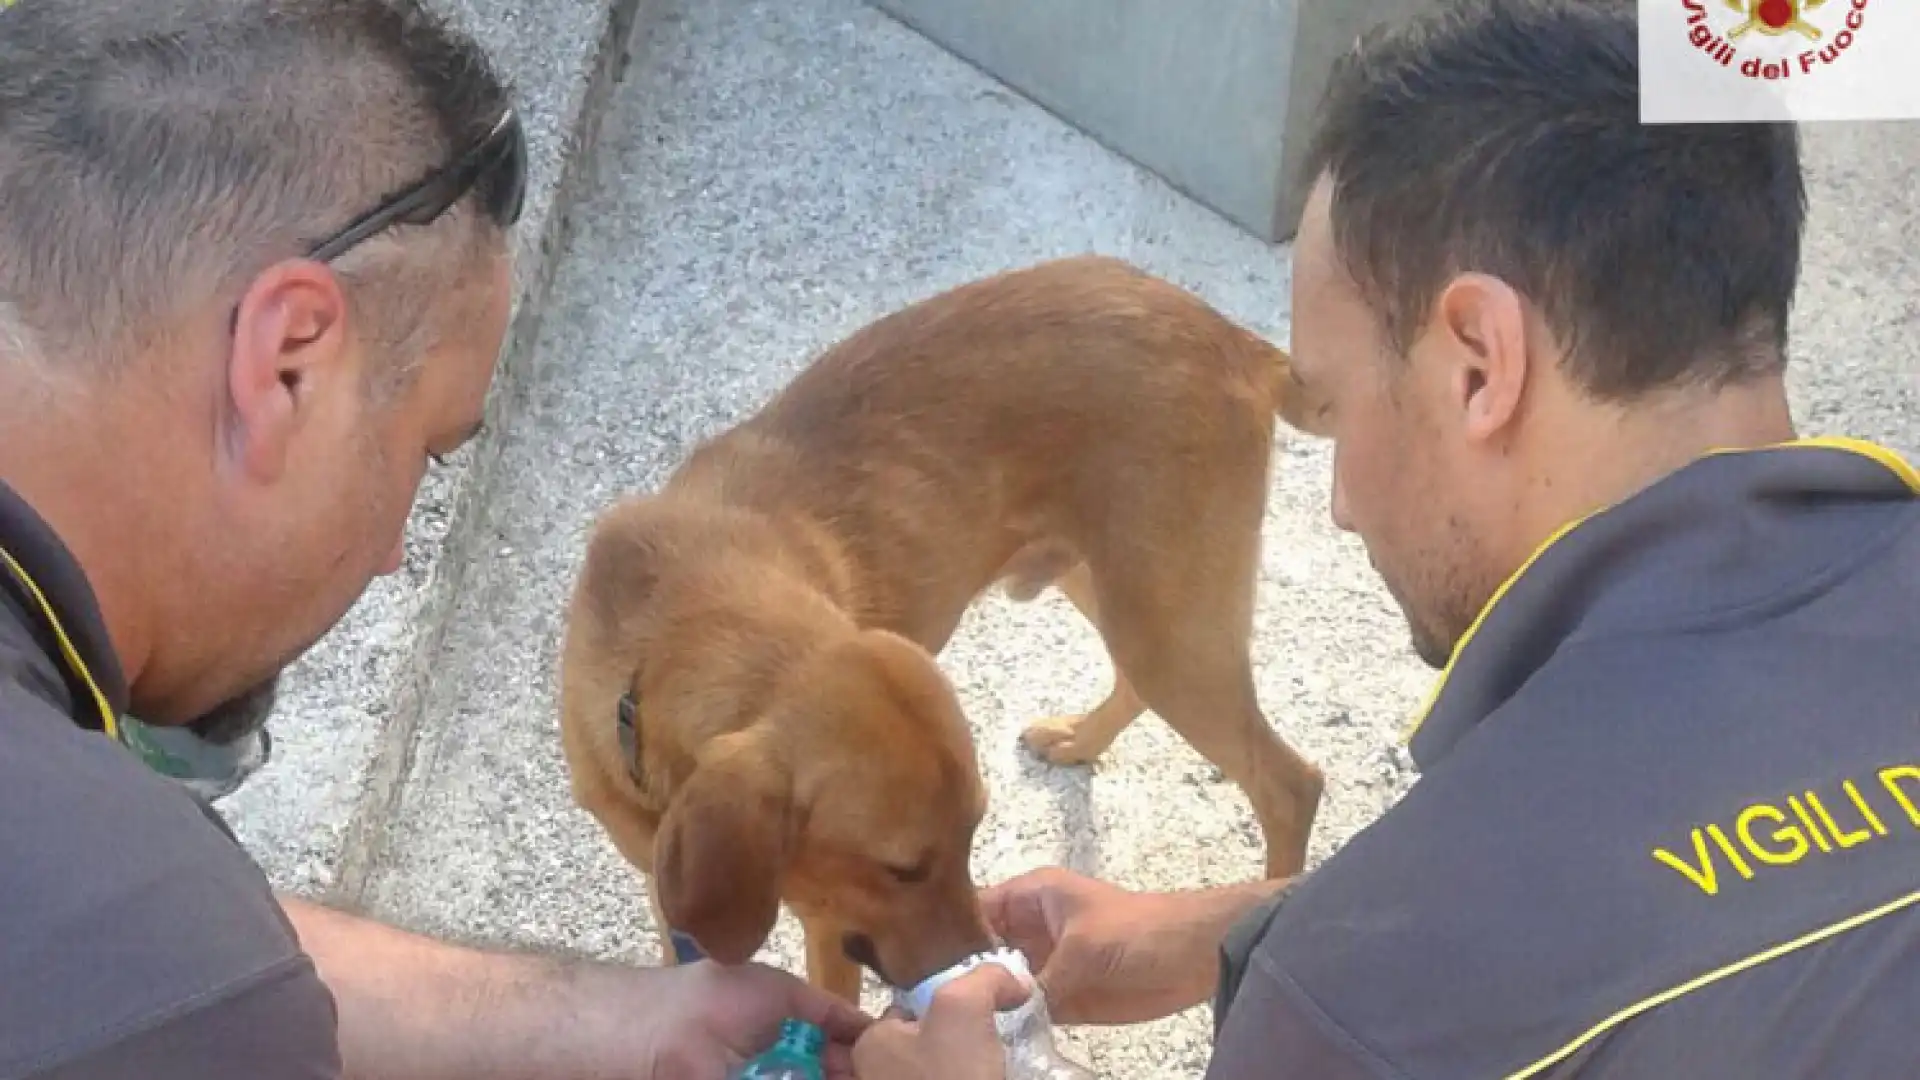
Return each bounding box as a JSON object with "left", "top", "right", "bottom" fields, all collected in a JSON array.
[
  {"left": 897, "top": 948, "right": 1097, "bottom": 1079},
  {"left": 731, "top": 1018, "right": 826, "bottom": 1080}
]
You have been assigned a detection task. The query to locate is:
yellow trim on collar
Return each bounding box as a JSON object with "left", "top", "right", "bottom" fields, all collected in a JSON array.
[
  {"left": 1398, "top": 508, "right": 1602, "bottom": 745},
  {"left": 0, "top": 543, "right": 120, "bottom": 740},
  {"left": 1706, "top": 434, "right": 1920, "bottom": 493},
  {"left": 1400, "top": 437, "right": 1918, "bottom": 746}
]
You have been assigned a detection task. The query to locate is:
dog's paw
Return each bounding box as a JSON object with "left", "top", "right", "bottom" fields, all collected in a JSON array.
[{"left": 1020, "top": 715, "right": 1106, "bottom": 766}]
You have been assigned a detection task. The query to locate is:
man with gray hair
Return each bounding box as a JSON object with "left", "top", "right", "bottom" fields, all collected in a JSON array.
[{"left": 0, "top": 1, "right": 866, "bottom": 1077}]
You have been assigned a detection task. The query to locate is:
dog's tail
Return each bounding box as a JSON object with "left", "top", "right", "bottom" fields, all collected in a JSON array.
[{"left": 1232, "top": 323, "right": 1317, "bottom": 434}]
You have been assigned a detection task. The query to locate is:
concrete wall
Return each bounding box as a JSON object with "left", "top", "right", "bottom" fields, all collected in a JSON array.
[{"left": 868, "top": 0, "right": 1423, "bottom": 242}]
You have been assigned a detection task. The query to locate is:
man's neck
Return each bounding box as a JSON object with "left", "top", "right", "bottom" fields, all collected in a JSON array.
[
  {"left": 0, "top": 389, "right": 159, "bottom": 696},
  {"left": 1509, "top": 374, "right": 1798, "bottom": 568}
]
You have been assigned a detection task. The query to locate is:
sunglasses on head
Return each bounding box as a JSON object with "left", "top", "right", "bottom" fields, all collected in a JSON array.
[{"left": 306, "top": 106, "right": 528, "bottom": 263}]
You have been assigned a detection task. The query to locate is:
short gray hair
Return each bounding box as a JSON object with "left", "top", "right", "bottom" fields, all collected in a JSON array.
[{"left": 0, "top": 0, "right": 516, "bottom": 384}]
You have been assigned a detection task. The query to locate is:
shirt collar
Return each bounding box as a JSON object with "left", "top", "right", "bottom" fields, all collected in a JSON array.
[
  {"left": 1403, "top": 437, "right": 1920, "bottom": 772},
  {"left": 0, "top": 478, "right": 130, "bottom": 729}
]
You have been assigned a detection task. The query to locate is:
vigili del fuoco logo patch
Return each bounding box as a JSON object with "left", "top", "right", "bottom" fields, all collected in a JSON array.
[{"left": 1683, "top": 0, "right": 1872, "bottom": 80}]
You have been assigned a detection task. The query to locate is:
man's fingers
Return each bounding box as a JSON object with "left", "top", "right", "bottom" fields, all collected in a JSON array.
[
  {"left": 925, "top": 964, "right": 1030, "bottom": 1024},
  {"left": 796, "top": 989, "right": 874, "bottom": 1044},
  {"left": 823, "top": 1040, "right": 858, "bottom": 1079},
  {"left": 853, "top": 973, "right": 1019, "bottom": 1079},
  {"left": 978, "top": 881, "right": 1017, "bottom": 936},
  {"left": 979, "top": 867, "right": 1055, "bottom": 915},
  {"left": 850, "top": 1018, "right": 917, "bottom": 1074},
  {"left": 1030, "top": 963, "right": 1064, "bottom": 1009},
  {"left": 980, "top": 967, "right": 1030, "bottom": 1012},
  {"left": 751, "top": 964, "right": 874, "bottom": 1043},
  {"left": 980, "top": 881, "right": 1055, "bottom": 965}
]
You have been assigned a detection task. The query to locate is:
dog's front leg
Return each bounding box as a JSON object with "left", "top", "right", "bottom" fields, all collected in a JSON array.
[{"left": 799, "top": 913, "right": 865, "bottom": 1004}]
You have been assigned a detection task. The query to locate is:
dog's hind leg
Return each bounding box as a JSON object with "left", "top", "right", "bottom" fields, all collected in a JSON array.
[
  {"left": 1074, "top": 440, "right": 1324, "bottom": 878},
  {"left": 1099, "top": 557, "right": 1323, "bottom": 878},
  {"left": 1020, "top": 562, "right": 1147, "bottom": 765}
]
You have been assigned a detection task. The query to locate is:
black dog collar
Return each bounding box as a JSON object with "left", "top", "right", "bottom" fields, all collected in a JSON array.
[
  {"left": 615, "top": 690, "right": 702, "bottom": 962},
  {"left": 616, "top": 691, "right": 650, "bottom": 796}
]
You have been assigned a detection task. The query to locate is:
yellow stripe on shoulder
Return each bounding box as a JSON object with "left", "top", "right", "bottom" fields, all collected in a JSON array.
[{"left": 1505, "top": 889, "right": 1920, "bottom": 1079}]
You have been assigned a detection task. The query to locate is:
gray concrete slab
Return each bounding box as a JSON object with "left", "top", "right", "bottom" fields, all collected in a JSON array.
[
  {"left": 322, "top": 3, "right": 1913, "bottom": 1078},
  {"left": 868, "top": 0, "right": 1425, "bottom": 242},
  {"left": 219, "top": 0, "right": 646, "bottom": 898}
]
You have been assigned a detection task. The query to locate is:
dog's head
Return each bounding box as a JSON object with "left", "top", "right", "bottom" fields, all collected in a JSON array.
[{"left": 653, "top": 627, "right": 993, "bottom": 989}]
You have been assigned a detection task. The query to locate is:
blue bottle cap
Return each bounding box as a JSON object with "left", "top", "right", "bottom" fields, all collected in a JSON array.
[{"left": 776, "top": 1018, "right": 826, "bottom": 1058}]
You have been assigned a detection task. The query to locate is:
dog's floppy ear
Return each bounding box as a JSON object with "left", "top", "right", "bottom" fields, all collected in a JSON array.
[
  {"left": 653, "top": 729, "right": 792, "bottom": 965},
  {"left": 576, "top": 499, "right": 666, "bottom": 635}
]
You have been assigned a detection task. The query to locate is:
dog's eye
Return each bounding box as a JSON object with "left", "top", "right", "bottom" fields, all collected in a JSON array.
[{"left": 883, "top": 858, "right": 931, "bottom": 885}]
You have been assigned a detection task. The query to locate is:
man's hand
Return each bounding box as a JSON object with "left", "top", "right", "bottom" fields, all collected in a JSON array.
[
  {"left": 282, "top": 895, "right": 870, "bottom": 1080},
  {"left": 644, "top": 960, "right": 870, "bottom": 1078},
  {"left": 981, "top": 867, "right": 1290, "bottom": 1026},
  {"left": 851, "top": 966, "right": 1025, "bottom": 1080}
]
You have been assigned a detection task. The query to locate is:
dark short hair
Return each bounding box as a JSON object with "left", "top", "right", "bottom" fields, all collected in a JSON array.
[
  {"left": 0, "top": 0, "right": 515, "bottom": 376},
  {"left": 1303, "top": 0, "right": 1807, "bottom": 399}
]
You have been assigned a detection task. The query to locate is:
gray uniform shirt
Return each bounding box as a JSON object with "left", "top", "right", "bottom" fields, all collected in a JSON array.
[
  {"left": 0, "top": 480, "right": 340, "bottom": 1079},
  {"left": 1207, "top": 441, "right": 1920, "bottom": 1078}
]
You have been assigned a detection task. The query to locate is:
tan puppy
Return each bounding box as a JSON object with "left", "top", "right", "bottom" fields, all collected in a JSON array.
[{"left": 558, "top": 255, "right": 1325, "bottom": 1001}]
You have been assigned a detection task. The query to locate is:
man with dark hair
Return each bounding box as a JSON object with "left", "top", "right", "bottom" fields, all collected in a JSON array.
[
  {"left": 0, "top": 1, "right": 864, "bottom": 1077},
  {"left": 853, "top": 0, "right": 1920, "bottom": 1076}
]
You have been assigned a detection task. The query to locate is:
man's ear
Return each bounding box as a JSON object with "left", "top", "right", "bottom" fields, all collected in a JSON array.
[
  {"left": 223, "top": 259, "right": 354, "bottom": 483},
  {"left": 653, "top": 729, "right": 793, "bottom": 965},
  {"left": 1430, "top": 272, "right": 1530, "bottom": 444}
]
